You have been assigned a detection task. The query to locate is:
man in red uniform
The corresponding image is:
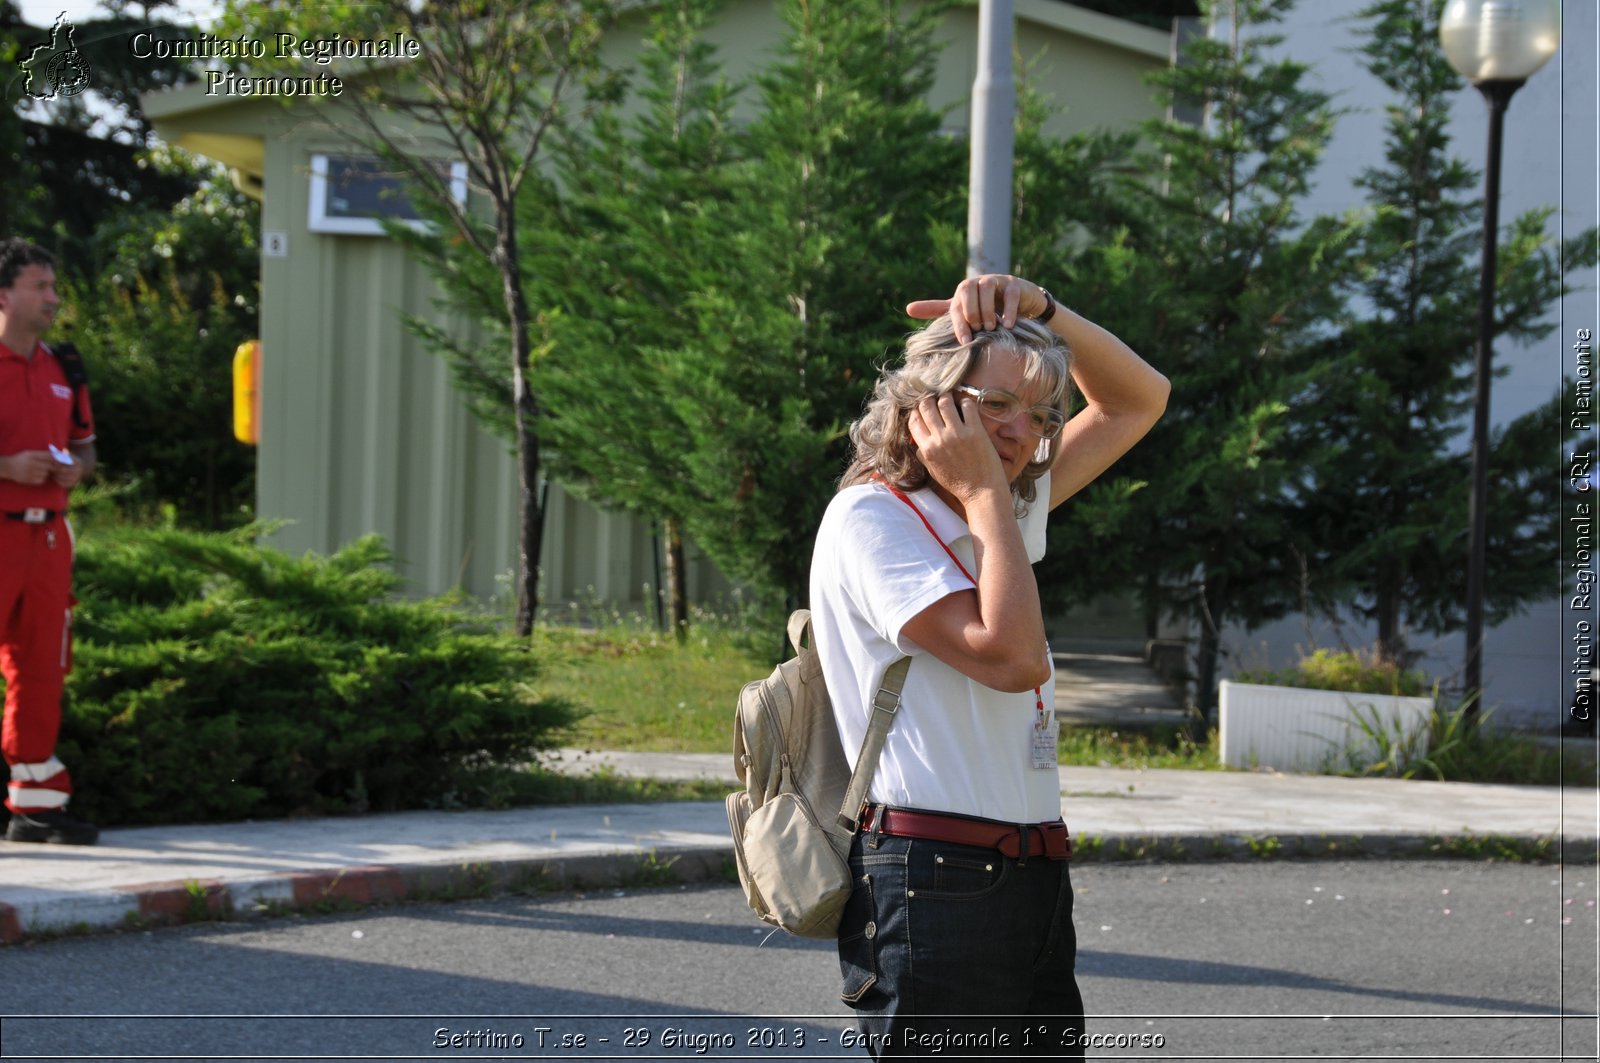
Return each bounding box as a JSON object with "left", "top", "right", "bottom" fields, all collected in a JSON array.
[{"left": 0, "top": 238, "right": 97, "bottom": 845}]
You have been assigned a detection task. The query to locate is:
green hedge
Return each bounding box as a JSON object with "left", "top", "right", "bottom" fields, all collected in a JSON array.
[
  {"left": 1235, "top": 648, "right": 1431, "bottom": 698},
  {"left": 54, "top": 529, "right": 575, "bottom": 826}
]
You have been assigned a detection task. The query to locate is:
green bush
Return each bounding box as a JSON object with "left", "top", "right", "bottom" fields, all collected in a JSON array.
[
  {"left": 1236, "top": 647, "right": 1430, "bottom": 697},
  {"left": 56, "top": 528, "right": 575, "bottom": 826},
  {"left": 1340, "top": 699, "right": 1588, "bottom": 785}
]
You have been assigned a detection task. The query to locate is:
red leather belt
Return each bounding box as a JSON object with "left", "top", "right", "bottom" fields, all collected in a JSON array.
[{"left": 861, "top": 806, "right": 1071, "bottom": 861}]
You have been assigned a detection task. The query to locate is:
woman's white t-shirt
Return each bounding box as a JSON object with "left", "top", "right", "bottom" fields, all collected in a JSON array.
[{"left": 808, "top": 476, "right": 1061, "bottom": 824}]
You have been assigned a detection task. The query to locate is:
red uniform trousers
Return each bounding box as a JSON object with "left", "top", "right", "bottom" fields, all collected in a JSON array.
[{"left": 0, "top": 516, "right": 75, "bottom": 814}]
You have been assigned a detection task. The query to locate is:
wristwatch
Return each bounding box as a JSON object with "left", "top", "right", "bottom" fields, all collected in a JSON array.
[{"left": 1035, "top": 287, "right": 1059, "bottom": 324}]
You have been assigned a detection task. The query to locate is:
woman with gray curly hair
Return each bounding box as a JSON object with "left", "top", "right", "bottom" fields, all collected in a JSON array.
[
  {"left": 810, "top": 273, "right": 1167, "bottom": 1058},
  {"left": 840, "top": 313, "right": 1070, "bottom": 511}
]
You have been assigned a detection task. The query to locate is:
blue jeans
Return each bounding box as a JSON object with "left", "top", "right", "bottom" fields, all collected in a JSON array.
[{"left": 836, "top": 830, "right": 1084, "bottom": 1059}]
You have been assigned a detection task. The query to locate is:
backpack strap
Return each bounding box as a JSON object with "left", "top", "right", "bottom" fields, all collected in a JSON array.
[
  {"left": 789, "top": 608, "right": 824, "bottom": 682},
  {"left": 836, "top": 654, "right": 910, "bottom": 835},
  {"left": 796, "top": 600, "right": 908, "bottom": 834},
  {"left": 42, "top": 342, "right": 90, "bottom": 432}
]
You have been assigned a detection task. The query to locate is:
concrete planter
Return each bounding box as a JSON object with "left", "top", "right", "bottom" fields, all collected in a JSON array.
[{"left": 1218, "top": 680, "right": 1436, "bottom": 773}]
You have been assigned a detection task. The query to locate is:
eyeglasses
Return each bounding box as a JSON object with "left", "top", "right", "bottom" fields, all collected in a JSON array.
[{"left": 954, "top": 385, "right": 1066, "bottom": 439}]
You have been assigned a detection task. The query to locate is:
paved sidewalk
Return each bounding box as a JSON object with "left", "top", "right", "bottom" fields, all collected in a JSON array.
[
  {"left": 1050, "top": 647, "right": 1189, "bottom": 729},
  {"left": 0, "top": 750, "right": 1594, "bottom": 942}
]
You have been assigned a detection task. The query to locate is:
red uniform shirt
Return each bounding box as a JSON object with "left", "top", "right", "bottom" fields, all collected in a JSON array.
[{"left": 0, "top": 340, "right": 95, "bottom": 513}]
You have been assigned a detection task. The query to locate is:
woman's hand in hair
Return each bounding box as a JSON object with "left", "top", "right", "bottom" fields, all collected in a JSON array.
[{"left": 906, "top": 274, "right": 1049, "bottom": 345}]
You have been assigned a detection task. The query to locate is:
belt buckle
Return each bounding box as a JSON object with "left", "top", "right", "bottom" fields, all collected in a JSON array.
[{"left": 22, "top": 508, "right": 47, "bottom": 524}]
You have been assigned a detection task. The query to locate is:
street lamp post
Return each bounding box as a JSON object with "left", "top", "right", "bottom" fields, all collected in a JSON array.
[{"left": 1438, "top": 0, "right": 1562, "bottom": 722}]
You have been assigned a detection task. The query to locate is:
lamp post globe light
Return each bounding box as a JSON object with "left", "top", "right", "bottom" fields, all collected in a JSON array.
[
  {"left": 1440, "top": 0, "right": 1562, "bottom": 82},
  {"left": 1437, "top": 0, "right": 1561, "bottom": 722}
]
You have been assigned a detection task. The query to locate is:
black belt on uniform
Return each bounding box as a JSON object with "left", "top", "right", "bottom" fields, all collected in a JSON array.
[
  {"left": 860, "top": 805, "right": 1072, "bottom": 861},
  {"left": 3, "top": 508, "right": 60, "bottom": 524}
]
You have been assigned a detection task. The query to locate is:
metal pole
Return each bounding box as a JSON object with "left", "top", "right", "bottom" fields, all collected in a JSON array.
[
  {"left": 1464, "top": 78, "right": 1522, "bottom": 723},
  {"left": 967, "top": 0, "right": 1015, "bottom": 277}
]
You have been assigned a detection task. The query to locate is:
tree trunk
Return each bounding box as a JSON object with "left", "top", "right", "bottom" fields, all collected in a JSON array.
[
  {"left": 664, "top": 515, "right": 689, "bottom": 641},
  {"left": 1195, "top": 623, "right": 1219, "bottom": 731},
  {"left": 205, "top": 447, "right": 216, "bottom": 529},
  {"left": 499, "top": 223, "right": 543, "bottom": 637},
  {"left": 1193, "top": 567, "right": 1229, "bottom": 731},
  {"left": 1143, "top": 570, "right": 1160, "bottom": 641},
  {"left": 1375, "top": 574, "right": 1404, "bottom": 667}
]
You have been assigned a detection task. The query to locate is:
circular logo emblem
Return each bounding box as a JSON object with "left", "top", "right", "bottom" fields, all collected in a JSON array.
[{"left": 46, "top": 51, "right": 92, "bottom": 98}]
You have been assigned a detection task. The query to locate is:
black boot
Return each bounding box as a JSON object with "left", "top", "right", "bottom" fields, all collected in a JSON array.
[{"left": 6, "top": 808, "right": 99, "bottom": 845}]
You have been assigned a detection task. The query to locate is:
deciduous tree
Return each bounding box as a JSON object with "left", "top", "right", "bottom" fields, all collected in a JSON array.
[
  {"left": 57, "top": 154, "right": 261, "bottom": 528},
  {"left": 220, "top": 0, "right": 619, "bottom": 635}
]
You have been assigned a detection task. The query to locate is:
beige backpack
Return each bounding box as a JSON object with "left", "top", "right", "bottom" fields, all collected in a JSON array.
[{"left": 725, "top": 609, "right": 909, "bottom": 938}]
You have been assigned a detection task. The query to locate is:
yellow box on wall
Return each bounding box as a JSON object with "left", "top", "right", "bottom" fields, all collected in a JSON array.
[{"left": 233, "top": 339, "right": 259, "bottom": 445}]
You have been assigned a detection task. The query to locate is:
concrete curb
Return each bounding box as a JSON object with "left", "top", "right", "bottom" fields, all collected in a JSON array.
[
  {"left": 0, "top": 844, "right": 735, "bottom": 943},
  {"left": 4, "top": 829, "right": 1593, "bottom": 945},
  {"left": 1068, "top": 830, "right": 1595, "bottom": 864}
]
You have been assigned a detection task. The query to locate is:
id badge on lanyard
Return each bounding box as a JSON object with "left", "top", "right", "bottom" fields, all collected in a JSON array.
[{"left": 1030, "top": 645, "right": 1058, "bottom": 770}]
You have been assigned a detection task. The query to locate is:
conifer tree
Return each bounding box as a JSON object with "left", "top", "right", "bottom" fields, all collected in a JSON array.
[
  {"left": 699, "top": 0, "right": 962, "bottom": 605},
  {"left": 529, "top": 0, "right": 740, "bottom": 634},
  {"left": 1289, "top": 0, "right": 1596, "bottom": 670},
  {"left": 1009, "top": 76, "right": 1157, "bottom": 621},
  {"left": 540, "top": 0, "right": 962, "bottom": 611},
  {"left": 1034, "top": 0, "right": 1359, "bottom": 722}
]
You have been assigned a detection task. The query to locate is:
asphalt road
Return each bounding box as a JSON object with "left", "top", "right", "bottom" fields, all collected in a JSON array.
[{"left": 0, "top": 860, "right": 1594, "bottom": 1061}]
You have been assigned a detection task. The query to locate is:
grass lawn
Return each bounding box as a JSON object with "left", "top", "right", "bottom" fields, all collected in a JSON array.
[
  {"left": 532, "top": 623, "right": 775, "bottom": 753},
  {"left": 1058, "top": 725, "right": 1221, "bottom": 771}
]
